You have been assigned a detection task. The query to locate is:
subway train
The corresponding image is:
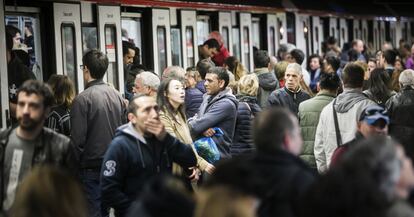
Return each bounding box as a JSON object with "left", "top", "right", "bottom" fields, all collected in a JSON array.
[{"left": 0, "top": 0, "right": 413, "bottom": 129}]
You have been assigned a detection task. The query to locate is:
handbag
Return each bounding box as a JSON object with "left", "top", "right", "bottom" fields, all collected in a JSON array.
[{"left": 193, "top": 127, "right": 223, "bottom": 164}]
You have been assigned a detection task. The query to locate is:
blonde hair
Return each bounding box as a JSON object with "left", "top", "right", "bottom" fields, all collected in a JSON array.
[
  {"left": 274, "top": 61, "right": 289, "bottom": 80},
  {"left": 47, "top": 75, "right": 75, "bottom": 108},
  {"left": 238, "top": 74, "right": 259, "bottom": 97},
  {"left": 354, "top": 60, "right": 369, "bottom": 80}
]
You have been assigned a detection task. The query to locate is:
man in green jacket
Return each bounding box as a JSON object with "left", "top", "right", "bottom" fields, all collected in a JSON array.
[{"left": 298, "top": 72, "right": 341, "bottom": 171}]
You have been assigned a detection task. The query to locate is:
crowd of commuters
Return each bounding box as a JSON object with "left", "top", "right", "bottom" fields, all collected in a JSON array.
[{"left": 3, "top": 26, "right": 414, "bottom": 217}]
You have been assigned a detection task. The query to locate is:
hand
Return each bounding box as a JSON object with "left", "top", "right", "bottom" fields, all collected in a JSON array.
[
  {"left": 188, "top": 167, "right": 200, "bottom": 182},
  {"left": 203, "top": 128, "right": 215, "bottom": 137},
  {"left": 204, "top": 163, "right": 215, "bottom": 174},
  {"left": 144, "top": 118, "right": 167, "bottom": 141}
]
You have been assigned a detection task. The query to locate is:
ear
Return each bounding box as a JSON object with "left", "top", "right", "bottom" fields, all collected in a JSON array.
[
  {"left": 218, "top": 79, "right": 225, "bottom": 89},
  {"left": 128, "top": 113, "right": 136, "bottom": 123},
  {"left": 282, "top": 132, "right": 290, "bottom": 151}
]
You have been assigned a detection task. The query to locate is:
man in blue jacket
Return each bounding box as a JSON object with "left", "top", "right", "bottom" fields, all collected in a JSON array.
[{"left": 100, "top": 94, "right": 197, "bottom": 217}]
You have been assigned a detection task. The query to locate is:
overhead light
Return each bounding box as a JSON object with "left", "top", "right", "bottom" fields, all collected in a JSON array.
[
  {"left": 304, "top": 26, "right": 308, "bottom": 33},
  {"left": 280, "top": 27, "right": 284, "bottom": 34}
]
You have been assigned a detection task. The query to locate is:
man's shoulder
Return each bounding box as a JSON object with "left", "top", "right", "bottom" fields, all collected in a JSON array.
[{"left": 43, "top": 128, "right": 71, "bottom": 144}]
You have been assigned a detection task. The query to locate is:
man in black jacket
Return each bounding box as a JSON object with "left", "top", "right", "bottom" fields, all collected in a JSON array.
[
  {"left": 0, "top": 80, "right": 76, "bottom": 212},
  {"left": 100, "top": 94, "right": 196, "bottom": 217},
  {"left": 71, "top": 50, "right": 127, "bottom": 217}
]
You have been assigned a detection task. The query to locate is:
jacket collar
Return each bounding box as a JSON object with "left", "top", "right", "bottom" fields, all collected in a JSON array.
[
  {"left": 316, "top": 90, "right": 336, "bottom": 97},
  {"left": 254, "top": 67, "right": 269, "bottom": 75},
  {"left": 85, "top": 79, "right": 105, "bottom": 90}
]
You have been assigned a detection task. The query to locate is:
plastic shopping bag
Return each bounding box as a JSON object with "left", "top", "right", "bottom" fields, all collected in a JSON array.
[{"left": 193, "top": 128, "right": 224, "bottom": 164}]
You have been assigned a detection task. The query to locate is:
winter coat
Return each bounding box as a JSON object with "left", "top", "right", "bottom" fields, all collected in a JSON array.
[
  {"left": 100, "top": 123, "right": 197, "bottom": 217},
  {"left": 255, "top": 68, "right": 279, "bottom": 108},
  {"left": 314, "top": 88, "right": 376, "bottom": 173},
  {"left": 298, "top": 91, "right": 336, "bottom": 169},
  {"left": 185, "top": 87, "right": 203, "bottom": 119},
  {"left": 386, "top": 86, "right": 414, "bottom": 159},
  {"left": 188, "top": 88, "right": 238, "bottom": 159},
  {"left": 268, "top": 87, "right": 311, "bottom": 116},
  {"left": 309, "top": 68, "right": 321, "bottom": 93},
  {"left": 231, "top": 95, "right": 261, "bottom": 156}
]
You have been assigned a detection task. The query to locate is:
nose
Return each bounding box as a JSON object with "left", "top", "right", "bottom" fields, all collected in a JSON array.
[
  {"left": 22, "top": 104, "right": 30, "bottom": 114},
  {"left": 150, "top": 108, "right": 159, "bottom": 119}
]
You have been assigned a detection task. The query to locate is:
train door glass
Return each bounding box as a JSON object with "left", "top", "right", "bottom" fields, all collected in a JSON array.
[
  {"left": 197, "top": 16, "right": 210, "bottom": 46},
  {"left": 278, "top": 19, "right": 284, "bottom": 41},
  {"left": 252, "top": 18, "right": 261, "bottom": 49},
  {"left": 269, "top": 27, "right": 275, "bottom": 56},
  {"left": 121, "top": 17, "right": 142, "bottom": 63},
  {"left": 232, "top": 28, "right": 241, "bottom": 61},
  {"left": 171, "top": 28, "right": 182, "bottom": 66},
  {"left": 61, "top": 24, "right": 77, "bottom": 90},
  {"left": 1, "top": 2, "right": 9, "bottom": 129},
  {"left": 82, "top": 27, "right": 98, "bottom": 54},
  {"left": 222, "top": 27, "right": 229, "bottom": 52},
  {"left": 5, "top": 15, "right": 42, "bottom": 80},
  {"left": 157, "top": 27, "right": 167, "bottom": 74},
  {"left": 243, "top": 27, "right": 250, "bottom": 70},
  {"left": 185, "top": 27, "right": 195, "bottom": 67},
  {"left": 104, "top": 25, "right": 119, "bottom": 89}
]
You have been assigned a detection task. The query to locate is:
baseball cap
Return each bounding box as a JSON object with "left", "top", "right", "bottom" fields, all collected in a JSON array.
[{"left": 359, "top": 105, "right": 390, "bottom": 125}]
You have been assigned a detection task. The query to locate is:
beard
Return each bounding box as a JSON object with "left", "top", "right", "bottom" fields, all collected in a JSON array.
[{"left": 18, "top": 115, "right": 43, "bottom": 131}]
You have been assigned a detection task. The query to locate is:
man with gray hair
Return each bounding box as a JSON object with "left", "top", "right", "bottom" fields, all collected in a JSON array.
[
  {"left": 386, "top": 69, "right": 414, "bottom": 160},
  {"left": 268, "top": 63, "right": 310, "bottom": 115},
  {"left": 162, "top": 66, "right": 186, "bottom": 80},
  {"left": 133, "top": 71, "right": 160, "bottom": 97}
]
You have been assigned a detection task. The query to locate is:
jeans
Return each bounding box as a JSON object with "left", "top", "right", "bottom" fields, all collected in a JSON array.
[{"left": 79, "top": 169, "right": 102, "bottom": 217}]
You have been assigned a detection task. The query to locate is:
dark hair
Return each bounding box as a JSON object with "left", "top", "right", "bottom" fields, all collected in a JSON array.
[
  {"left": 207, "top": 67, "right": 230, "bottom": 89},
  {"left": 327, "top": 36, "right": 337, "bottom": 45},
  {"left": 319, "top": 72, "right": 341, "bottom": 91},
  {"left": 253, "top": 108, "right": 295, "bottom": 154},
  {"left": 348, "top": 49, "right": 359, "bottom": 62},
  {"left": 382, "top": 49, "right": 397, "bottom": 65},
  {"left": 203, "top": 38, "right": 220, "bottom": 51},
  {"left": 47, "top": 75, "right": 76, "bottom": 108},
  {"left": 342, "top": 63, "right": 365, "bottom": 88},
  {"left": 290, "top": 49, "right": 305, "bottom": 64},
  {"left": 6, "top": 25, "right": 20, "bottom": 51},
  {"left": 277, "top": 44, "right": 288, "bottom": 61},
  {"left": 17, "top": 80, "right": 54, "bottom": 108},
  {"left": 127, "top": 94, "right": 148, "bottom": 114},
  {"left": 325, "top": 56, "right": 341, "bottom": 72},
  {"left": 366, "top": 68, "right": 392, "bottom": 104},
  {"left": 157, "top": 78, "right": 186, "bottom": 122},
  {"left": 254, "top": 50, "right": 270, "bottom": 68},
  {"left": 122, "top": 40, "right": 135, "bottom": 57},
  {"left": 196, "top": 59, "right": 214, "bottom": 79},
  {"left": 307, "top": 54, "right": 322, "bottom": 71},
  {"left": 132, "top": 46, "right": 141, "bottom": 65},
  {"left": 82, "top": 49, "right": 108, "bottom": 79},
  {"left": 224, "top": 56, "right": 238, "bottom": 72}
]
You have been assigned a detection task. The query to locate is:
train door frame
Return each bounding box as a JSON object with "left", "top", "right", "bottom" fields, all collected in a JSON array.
[
  {"left": 97, "top": 5, "right": 124, "bottom": 94},
  {"left": 218, "top": 12, "right": 233, "bottom": 56},
  {"left": 180, "top": 10, "right": 197, "bottom": 69},
  {"left": 390, "top": 21, "right": 400, "bottom": 48},
  {"left": 373, "top": 20, "right": 380, "bottom": 50},
  {"left": 276, "top": 12, "right": 288, "bottom": 45},
  {"left": 329, "top": 17, "right": 338, "bottom": 39},
  {"left": 239, "top": 12, "right": 253, "bottom": 72},
  {"left": 339, "top": 18, "right": 348, "bottom": 47},
  {"left": 294, "top": 13, "right": 310, "bottom": 64},
  {"left": 353, "top": 19, "right": 361, "bottom": 40},
  {"left": 379, "top": 20, "right": 386, "bottom": 47},
  {"left": 267, "top": 14, "right": 277, "bottom": 57},
  {"left": 311, "top": 16, "right": 323, "bottom": 56},
  {"left": 0, "top": 0, "right": 10, "bottom": 129},
  {"left": 251, "top": 16, "right": 262, "bottom": 50},
  {"left": 361, "top": 20, "right": 369, "bottom": 45},
  {"left": 152, "top": 8, "right": 172, "bottom": 76},
  {"left": 53, "top": 3, "right": 83, "bottom": 92},
  {"left": 121, "top": 12, "right": 143, "bottom": 65}
]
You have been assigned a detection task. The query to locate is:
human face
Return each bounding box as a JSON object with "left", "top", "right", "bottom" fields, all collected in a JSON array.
[
  {"left": 358, "top": 119, "right": 388, "bottom": 138},
  {"left": 309, "top": 57, "right": 320, "bottom": 71},
  {"left": 123, "top": 48, "right": 135, "bottom": 65},
  {"left": 185, "top": 75, "right": 197, "bottom": 88},
  {"left": 396, "top": 145, "right": 414, "bottom": 199},
  {"left": 206, "top": 47, "right": 219, "bottom": 58},
  {"left": 395, "top": 60, "right": 403, "bottom": 71},
  {"left": 166, "top": 80, "right": 185, "bottom": 109},
  {"left": 285, "top": 115, "right": 303, "bottom": 156},
  {"left": 133, "top": 78, "right": 150, "bottom": 96},
  {"left": 129, "top": 96, "right": 159, "bottom": 134},
  {"left": 355, "top": 41, "right": 364, "bottom": 53},
  {"left": 205, "top": 73, "right": 224, "bottom": 95},
  {"left": 16, "top": 92, "right": 47, "bottom": 131},
  {"left": 284, "top": 69, "right": 301, "bottom": 91},
  {"left": 368, "top": 60, "right": 376, "bottom": 74},
  {"left": 13, "top": 32, "right": 21, "bottom": 47}
]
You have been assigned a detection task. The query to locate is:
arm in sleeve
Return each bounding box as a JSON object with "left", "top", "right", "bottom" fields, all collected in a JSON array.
[
  {"left": 163, "top": 134, "right": 197, "bottom": 168},
  {"left": 70, "top": 97, "right": 87, "bottom": 156},
  {"left": 314, "top": 113, "right": 327, "bottom": 173},
  {"left": 63, "top": 140, "right": 80, "bottom": 175},
  {"left": 267, "top": 92, "right": 281, "bottom": 107},
  {"left": 188, "top": 100, "right": 235, "bottom": 136},
  {"left": 100, "top": 140, "right": 131, "bottom": 213}
]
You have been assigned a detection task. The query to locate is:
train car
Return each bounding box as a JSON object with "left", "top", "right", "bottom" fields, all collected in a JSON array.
[{"left": 0, "top": 0, "right": 413, "bottom": 129}]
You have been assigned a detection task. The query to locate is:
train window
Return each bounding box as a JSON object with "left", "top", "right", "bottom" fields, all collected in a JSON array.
[
  {"left": 61, "top": 24, "right": 77, "bottom": 92},
  {"left": 185, "top": 27, "right": 195, "bottom": 67},
  {"left": 243, "top": 27, "right": 250, "bottom": 70},
  {"left": 197, "top": 16, "right": 210, "bottom": 46},
  {"left": 121, "top": 18, "right": 142, "bottom": 63},
  {"left": 232, "top": 28, "right": 241, "bottom": 61},
  {"left": 104, "top": 25, "right": 119, "bottom": 89},
  {"left": 82, "top": 27, "right": 97, "bottom": 54},
  {"left": 221, "top": 27, "right": 229, "bottom": 51},
  {"left": 252, "top": 18, "right": 261, "bottom": 49},
  {"left": 269, "top": 27, "right": 275, "bottom": 56},
  {"left": 171, "top": 28, "right": 182, "bottom": 66},
  {"left": 157, "top": 26, "right": 167, "bottom": 75}
]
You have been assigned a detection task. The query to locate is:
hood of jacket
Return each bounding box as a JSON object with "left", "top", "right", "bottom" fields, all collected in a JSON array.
[
  {"left": 204, "top": 88, "right": 238, "bottom": 107},
  {"left": 335, "top": 88, "right": 369, "bottom": 113},
  {"left": 236, "top": 94, "right": 258, "bottom": 103},
  {"left": 115, "top": 122, "right": 147, "bottom": 144},
  {"left": 255, "top": 68, "right": 278, "bottom": 91}
]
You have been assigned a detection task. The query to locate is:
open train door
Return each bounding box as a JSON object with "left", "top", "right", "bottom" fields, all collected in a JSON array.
[
  {"left": 218, "top": 12, "right": 232, "bottom": 56},
  {"left": 0, "top": 0, "right": 10, "bottom": 129},
  {"left": 53, "top": 3, "right": 83, "bottom": 92},
  {"left": 312, "top": 16, "right": 323, "bottom": 56},
  {"left": 180, "top": 10, "right": 197, "bottom": 69},
  {"left": 240, "top": 13, "right": 253, "bottom": 72},
  {"left": 97, "top": 5, "right": 124, "bottom": 94},
  {"left": 152, "top": 9, "right": 171, "bottom": 76},
  {"left": 267, "top": 14, "right": 277, "bottom": 57}
]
